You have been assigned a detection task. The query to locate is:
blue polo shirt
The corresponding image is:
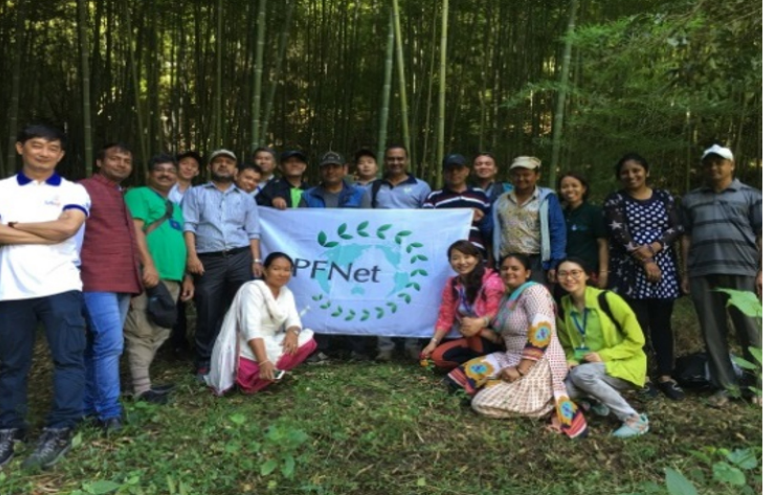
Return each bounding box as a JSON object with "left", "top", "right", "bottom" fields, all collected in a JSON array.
[{"left": 360, "top": 174, "right": 431, "bottom": 209}]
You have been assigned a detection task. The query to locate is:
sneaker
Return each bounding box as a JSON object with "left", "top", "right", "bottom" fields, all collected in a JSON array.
[
  {"left": 136, "top": 389, "right": 170, "bottom": 405},
  {"left": 375, "top": 349, "right": 393, "bottom": 362},
  {"left": 638, "top": 381, "right": 659, "bottom": 400},
  {"left": 22, "top": 428, "right": 72, "bottom": 471},
  {"left": 612, "top": 414, "right": 649, "bottom": 438},
  {"left": 657, "top": 379, "right": 685, "bottom": 401},
  {"left": 305, "top": 352, "right": 330, "bottom": 364},
  {"left": 0, "top": 428, "right": 24, "bottom": 468}
]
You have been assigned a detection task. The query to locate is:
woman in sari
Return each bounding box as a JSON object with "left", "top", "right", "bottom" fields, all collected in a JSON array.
[
  {"left": 420, "top": 240, "right": 504, "bottom": 370},
  {"left": 446, "top": 254, "right": 587, "bottom": 438},
  {"left": 206, "top": 252, "right": 317, "bottom": 395}
]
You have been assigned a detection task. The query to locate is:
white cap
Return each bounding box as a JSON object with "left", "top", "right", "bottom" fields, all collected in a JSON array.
[
  {"left": 509, "top": 156, "right": 541, "bottom": 170},
  {"left": 208, "top": 148, "right": 237, "bottom": 163},
  {"left": 701, "top": 145, "right": 733, "bottom": 161}
]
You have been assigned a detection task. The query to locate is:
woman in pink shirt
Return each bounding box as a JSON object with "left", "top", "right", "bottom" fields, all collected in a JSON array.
[{"left": 420, "top": 240, "right": 504, "bottom": 370}]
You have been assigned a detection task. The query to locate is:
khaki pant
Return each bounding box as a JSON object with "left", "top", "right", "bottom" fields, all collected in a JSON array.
[{"left": 124, "top": 280, "right": 181, "bottom": 395}]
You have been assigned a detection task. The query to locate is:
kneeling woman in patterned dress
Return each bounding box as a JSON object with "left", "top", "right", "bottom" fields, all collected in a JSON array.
[
  {"left": 206, "top": 252, "right": 317, "bottom": 395},
  {"left": 446, "top": 253, "right": 588, "bottom": 438}
]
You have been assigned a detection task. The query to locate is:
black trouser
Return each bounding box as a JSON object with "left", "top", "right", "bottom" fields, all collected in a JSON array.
[
  {"left": 193, "top": 248, "right": 252, "bottom": 367},
  {"left": 627, "top": 298, "right": 675, "bottom": 377},
  {"left": 315, "top": 334, "right": 375, "bottom": 355},
  {"left": 170, "top": 299, "right": 189, "bottom": 351}
]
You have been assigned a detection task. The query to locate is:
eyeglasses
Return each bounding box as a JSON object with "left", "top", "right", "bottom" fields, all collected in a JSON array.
[{"left": 557, "top": 270, "right": 585, "bottom": 279}]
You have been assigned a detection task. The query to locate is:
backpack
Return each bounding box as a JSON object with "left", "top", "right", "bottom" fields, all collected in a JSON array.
[
  {"left": 558, "top": 290, "right": 622, "bottom": 335},
  {"left": 370, "top": 179, "right": 384, "bottom": 208}
]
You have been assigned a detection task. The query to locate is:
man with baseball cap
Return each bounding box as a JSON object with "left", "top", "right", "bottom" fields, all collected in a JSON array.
[
  {"left": 491, "top": 156, "right": 566, "bottom": 284},
  {"left": 681, "top": 144, "right": 762, "bottom": 407},
  {"left": 182, "top": 148, "right": 263, "bottom": 379},
  {"left": 257, "top": 150, "right": 309, "bottom": 209},
  {"left": 300, "top": 151, "right": 368, "bottom": 361},
  {"left": 423, "top": 154, "right": 492, "bottom": 256}
]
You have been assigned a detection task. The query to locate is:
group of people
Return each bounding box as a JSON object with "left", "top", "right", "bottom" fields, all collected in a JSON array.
[{"left": 0, "top": 122, "right": 759, "bottom": 471}]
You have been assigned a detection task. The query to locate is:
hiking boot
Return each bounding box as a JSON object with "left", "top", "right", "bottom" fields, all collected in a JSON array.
[
  {"left": 136, "top": 389, "right": 170, "bottom": 405},
  {"left": 0, "top": 428, "right": 25, "bottom": 468},
  {"left": 305, "top": 352, "right": 330, "bottom": 364},
  {"left": 101, "top": 417, "right": 123, "bottom": 435},
  {"left": 612, "top": 414, "right": 649, "bottom": 438},
  {"left": 22, "top": 428, "right": 72, "bottom": 471},
  {"left": 657, "top": 379, "right": 685, "bottom": 401}
]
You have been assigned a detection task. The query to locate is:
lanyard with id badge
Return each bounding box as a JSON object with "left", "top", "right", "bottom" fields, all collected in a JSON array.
[{"left": 572, "top": 309, "right": 590, "bottom": 361}]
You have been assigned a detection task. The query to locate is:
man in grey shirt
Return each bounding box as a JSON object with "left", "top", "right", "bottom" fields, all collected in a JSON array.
[
  {"left": 681, "top": 144, "right": 762, "bottom": 407},
  {"left": 361, "top": 145, "right": 431, "bottom": 361},
  {"left": 182, "top": 149, "right": 263, "bottom": 378}
]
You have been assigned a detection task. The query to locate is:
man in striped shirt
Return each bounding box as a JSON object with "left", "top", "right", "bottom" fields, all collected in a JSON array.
[
  {"left": 423, "top": 154, "right": 492, "bottom": 258},
  {"left": 681, "top": 144, "right": 762, "bottom": 407}
]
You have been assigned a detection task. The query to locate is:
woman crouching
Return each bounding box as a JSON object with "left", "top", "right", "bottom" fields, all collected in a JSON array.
[
  {"left": 207, "top": 252, "right": 317, "bottom": 395},
  {"left": 556, "top": 257, "right": 649, "bottom": 438},
  {"left": 445, "top": 253, "right": 587, "bottom": 438}
]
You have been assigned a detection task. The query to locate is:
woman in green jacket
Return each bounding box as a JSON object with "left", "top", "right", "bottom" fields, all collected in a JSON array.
[{"left": 556, "top": 257, "right": 649, "bottom": 438}]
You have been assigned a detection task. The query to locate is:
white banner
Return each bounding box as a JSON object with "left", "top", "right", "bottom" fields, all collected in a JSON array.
[{"left": 259, "top": 208, "right": 472, "bottom": 338}]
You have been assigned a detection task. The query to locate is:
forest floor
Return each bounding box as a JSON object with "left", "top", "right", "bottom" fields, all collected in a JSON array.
[{"left": 0, "top": 298, "right": 761, "bottom": 495}]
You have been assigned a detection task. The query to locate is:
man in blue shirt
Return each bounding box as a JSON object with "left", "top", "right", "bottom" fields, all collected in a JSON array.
[{"left": 182, "top": 149, "right": 263, "bottom": 379}]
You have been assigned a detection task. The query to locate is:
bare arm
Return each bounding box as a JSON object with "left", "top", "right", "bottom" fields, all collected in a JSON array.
[
  {"left": 680, "top": 234, "right": 691, "bottom": 294},
  {"left": 597, "top": 238, "right": 610, "bottom": 289},
  {"left": 10, "top": 209, "right": 87, "bottom": 243},
  {"left": 184, "top": 231, "right": 204, "bottom": 275},
  {"left": 247, "top": 337, "right": 275, "bottom": 380},
  {"left": 250, "top": 238, "right": 263, "bottom": 277},
  {"left": 0, "top": 225, "right": 57, "bottom": 245},
  {"left": 133, "top": 219, "right": 159, "bottom": 287}
]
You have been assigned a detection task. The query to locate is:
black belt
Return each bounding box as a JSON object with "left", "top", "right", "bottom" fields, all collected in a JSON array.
[{"left": 199, "top": 246, "right": 249, "bottom": 258}]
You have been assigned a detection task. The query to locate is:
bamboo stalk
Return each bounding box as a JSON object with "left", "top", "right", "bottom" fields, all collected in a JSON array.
[
  {"left": 122, "top": 0, "right": 147, "bottom": 171},
  {"left": 436, "top": 0, "right": 448, "bottom": 187},
  {"left": 261, "top": 0, "right": 294, "bottom": 146},
  {"left": 4, "top": 0, "right": 27, "bottom": 176},
  {"left": 77, "top": 0, "right": 93, "bottom": 176},
  {"left": 377, "top": 12, "right": 395, "bottom": 174},
  {"left": 391, "top": 0, "right": 411, "bottom": 157},
  {"left": 250, "top": 0, "right": 267, "bottom": 148},
  {"left": 549, "top": 0, "right": 578, "bottom": 187}
]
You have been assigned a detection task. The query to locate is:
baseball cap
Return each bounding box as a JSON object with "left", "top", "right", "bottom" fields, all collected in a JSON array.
[
  {"left": 701, "top": 145, "right": 734, "bottom": 161},
  {"left": 320, "top": 151, "right": 345, "bottom": 167},
  {"left": 208, "top": 149, "right": 237, "bottom": 163},
  {"left": 509, "top": 156, "right": 541, "bottom": 170},
  {"left": 280, "top": 150, "right": 308, "bottom": 163},
  {"left": 442, "top": 154, "right": 468, "bottom": 169}
]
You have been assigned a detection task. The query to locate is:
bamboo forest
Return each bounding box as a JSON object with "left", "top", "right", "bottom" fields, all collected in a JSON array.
[{"left": 0, "top": 0, "right": 759, "bottom": 191}]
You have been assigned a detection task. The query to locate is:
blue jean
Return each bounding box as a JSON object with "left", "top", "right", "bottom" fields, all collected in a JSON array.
[
  {"left": 0, "top": 291, "right": 86, "bottom": 429},
  {"left": 82, "top": 292, "right": 130, "bottom": 420}
]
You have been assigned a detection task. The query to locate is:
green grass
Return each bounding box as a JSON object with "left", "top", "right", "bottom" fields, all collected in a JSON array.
[{"left": 0, "top": 299, "right": 760, "bottom": 494}]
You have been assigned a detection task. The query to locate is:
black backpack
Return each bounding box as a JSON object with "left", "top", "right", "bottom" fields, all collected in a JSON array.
[{"left": 559, "top": 290, "right": 622, "bottom": 335}]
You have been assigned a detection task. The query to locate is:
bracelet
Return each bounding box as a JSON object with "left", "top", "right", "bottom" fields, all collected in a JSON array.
[
  {"left": 260, "top": 360, "right": 272, "bottom": 366},
  {"left": 253, "top": 258, "right": 263, "bottom": 264},
  {"left": 430, "top": 337, "right": 440, "bottom": 344},
  {"left": 483, "top": 316, "right": 490, "bottom": 327}
]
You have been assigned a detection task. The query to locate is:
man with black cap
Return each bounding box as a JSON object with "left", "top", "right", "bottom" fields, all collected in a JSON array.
[
  {"left": 299, "top": 151, "right": 369, "bottom": 361},
  {"left": 681, "top": 144, "right": 762, "bottom": 407},
  {"left": 182, "top": 149, "right": 263, "bottom": 379},
  {"left": 256, "top": 150, "right": 309, "bottom": 209},
  {"left": 423, "top": 154, "right": 492, "bottom": 257}
]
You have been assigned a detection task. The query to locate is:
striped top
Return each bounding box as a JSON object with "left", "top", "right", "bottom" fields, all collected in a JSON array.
[
  {"left": 681, "top": 179, "right": 762, "bottom": 277},
  {"left": 423, "top": 186, "right": 492, "bottom": 252}
]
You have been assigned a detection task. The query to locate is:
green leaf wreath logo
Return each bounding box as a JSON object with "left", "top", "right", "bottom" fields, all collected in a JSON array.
[{"left": 310, "top": 221, "right": 428, "bottom": 321}]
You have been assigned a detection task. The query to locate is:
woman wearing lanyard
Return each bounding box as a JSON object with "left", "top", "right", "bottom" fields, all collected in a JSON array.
[
  {"left": 420, "top": 240, "right": 504, "bottom": 370},
  {"left": 556, "top": 257, "right": 650, "bottom": 438},
  {"left": 444, "top": 253, "right": 588, "bottom": 439}
]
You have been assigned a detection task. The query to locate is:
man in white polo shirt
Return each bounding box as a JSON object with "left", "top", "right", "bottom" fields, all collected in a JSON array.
[{"left": 0, "top": 125, "right": 90, "bottom": 471}]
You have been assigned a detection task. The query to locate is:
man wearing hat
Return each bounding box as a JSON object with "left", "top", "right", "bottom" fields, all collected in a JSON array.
[
  {"left": 423, "top": 154, "right": 492, "bottom": 256},
  {"left": 182, "top": 148, "right": 263, "bottom": 379},
  {"left": 124, "top": 154, "right": 193, "bottom": 404},
  {"left": 299, "top": 151, "right": 368, "bottom": 362},
  {"left": 681, "top": 144, "right": 762, "bottom": 407},
  {"left": 491, "top": 156, "right": 566, "bottom": 284},
  {"left": 256, "top": 150, "right": 310, "bottom": 209}
]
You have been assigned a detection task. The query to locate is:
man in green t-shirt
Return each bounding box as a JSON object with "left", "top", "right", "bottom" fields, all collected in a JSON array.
[{"left": 124, "top": 154, "right": 192, "bottom": 404}]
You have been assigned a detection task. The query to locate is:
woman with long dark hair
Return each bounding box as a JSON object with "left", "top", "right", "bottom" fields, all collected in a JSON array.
[
  {"left": 603, "top": 153, "right": 684, "bottom": 401},
  {"left": 420, "top": 240, "right": 504, "bottom": 370}
]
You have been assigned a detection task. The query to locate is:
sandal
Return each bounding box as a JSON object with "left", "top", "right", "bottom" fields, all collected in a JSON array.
[{"left": 612, "top": 413, "right": 649, "bottom": 438}]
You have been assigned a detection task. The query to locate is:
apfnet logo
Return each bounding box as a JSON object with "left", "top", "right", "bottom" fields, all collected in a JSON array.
[{"left": 293, "top": 221, "right": 429, "bottom": 321}]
